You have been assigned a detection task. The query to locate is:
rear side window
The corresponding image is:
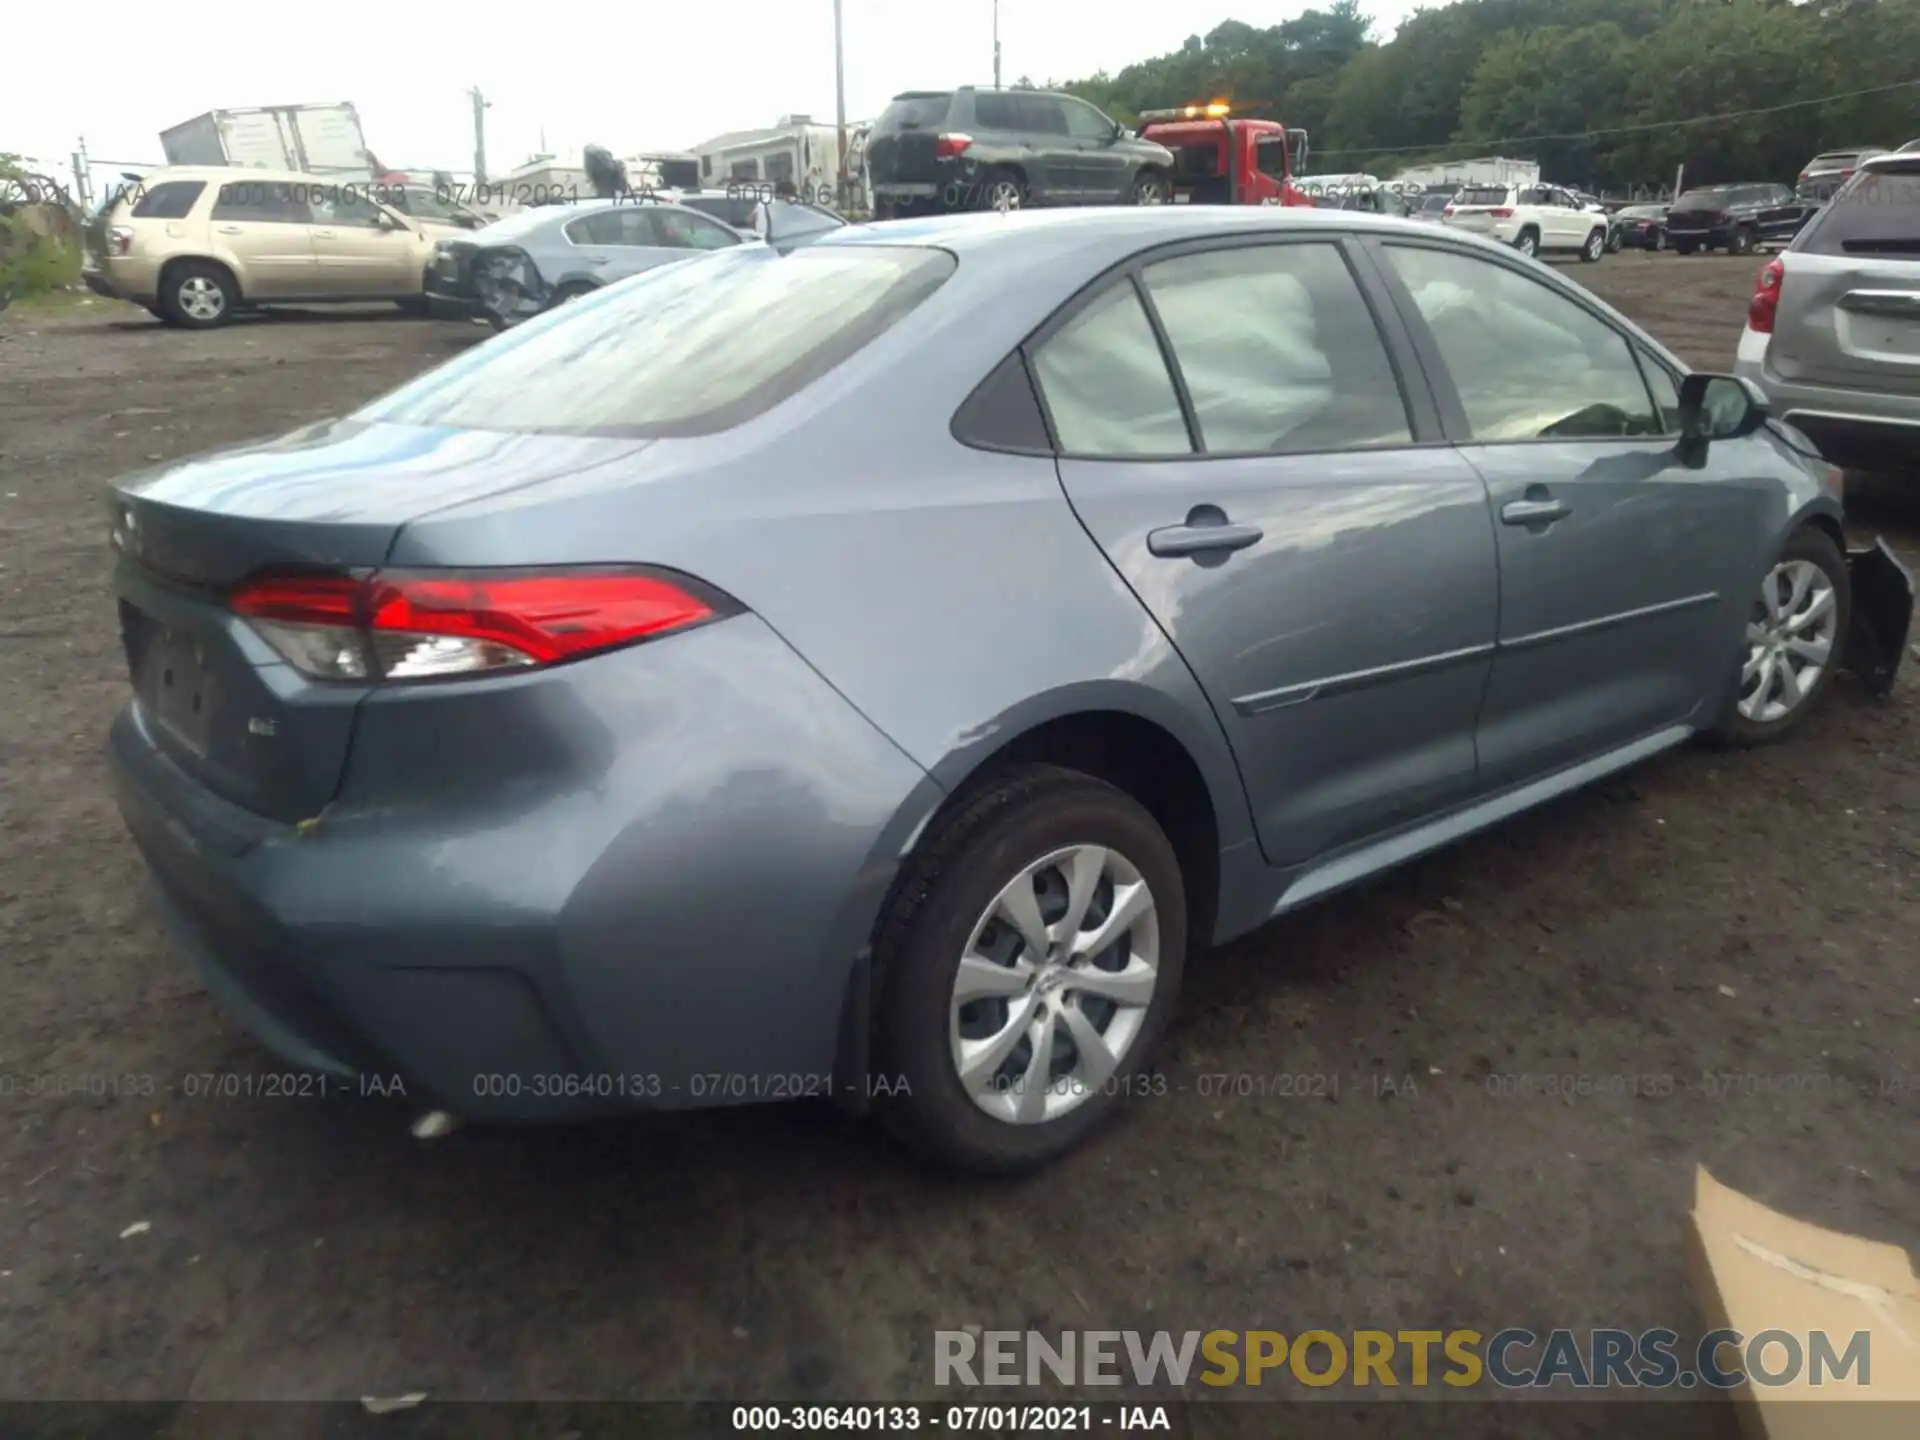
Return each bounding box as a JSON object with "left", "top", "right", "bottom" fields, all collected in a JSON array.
[
  {"left": 1799, "top": 162, "right": 1920, "bottom": 256},
  {"left": 1017, "top": 95, "right": 1070, "bottom": 135},
  {"left": 356, "top": 245, "right": 954, "bottom": 438},
  {"left": 683, "top": 195, "right": 759, "bottom": 228},
  {"left": 130, "top": 181, "right": 205, "bottom": 219},
  {"left": 210, "top": 182, "right": 307, "bottom": 224},
  {"left": 974, "top": 92, "right": 1021, "bottom": 129},
  {"left": 1140, "top": 243, "right": 1412, "bottom": 454},
  {"left": 1030, "top": 284, "right": 1190, "bottom": 456},
  {"left": 880, "top": 94, "right": 952, "bottom": 129}
]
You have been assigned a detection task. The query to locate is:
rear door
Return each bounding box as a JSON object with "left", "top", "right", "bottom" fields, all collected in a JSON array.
[
  {"left": 1769, "top": 160, "right": 1920, "bottom": 399},
  {"left": 1371, "top": 238, "right": 1766, "bottom": 791},
  {"left": 1012, "top": 93, "right": 1077, "bottom": 202},
  {"left": 865, "top": 93, "right": 952, "bottom": 197},
  {"left": 207, "top": 180, "right": 318, "bottom": 298},
  {"left": 1038, "top": 235, "right": 1500, "bottom": 866}
]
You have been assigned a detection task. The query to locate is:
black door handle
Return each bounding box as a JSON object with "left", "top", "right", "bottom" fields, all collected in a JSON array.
[{"left": 1148, "top": 505, "right": 1264, "bottom": 559}]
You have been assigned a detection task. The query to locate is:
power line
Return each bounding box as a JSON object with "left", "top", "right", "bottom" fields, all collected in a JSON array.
[{"left": 1309, "top": 76, "right": 1920, "bottom": 158}]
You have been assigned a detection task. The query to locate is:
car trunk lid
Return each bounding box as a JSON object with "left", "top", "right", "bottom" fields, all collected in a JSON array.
[
  {"left": 1770, "top": 161, "right": 1920, "bottom": 395},
  {"left": 109, "top": 418, "right": 655, "bottom": 823}
]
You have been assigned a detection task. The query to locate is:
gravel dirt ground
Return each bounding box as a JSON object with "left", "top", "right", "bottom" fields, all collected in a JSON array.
[{"left": 0, "top": 252, "right": 1915, "bottom": 1434}]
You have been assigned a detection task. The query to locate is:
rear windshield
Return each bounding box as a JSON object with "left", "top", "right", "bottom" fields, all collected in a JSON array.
[
  {"left": 1672, "top": 187, "right": 1735, "bottom": 210},
  {"left": 1798, "top": 162, "right": 1920, "bottom": 256},
  {"left": 1456, "top": 187, "right": 1508, "bottom": 206},
  {"left": 879, "top": 94, "right": 952, "bottom": 130},
  {"left": 356, "top": 245, "right": 956, "bottom": 438}
]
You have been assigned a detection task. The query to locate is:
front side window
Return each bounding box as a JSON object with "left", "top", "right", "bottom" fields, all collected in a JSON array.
[
  {"left": 1029, "top": 283, "right": 1190, "bottom": 456},
  {"left": 1062, "top": 99, "right": 1113, "bottom": 142},
  {"left": 1255, "top": 137, "right": 1289, "bottom": 180},
  {"left": 311, "top": 190, "right": 387, "bottom": 228},
  {"left": 765, "top": 152, "right": 796, "bottom": 184},
  {"left": 1141, "top": 243, "right": 1411, "bottom": 454},
  {"left": 1383, "top": 245, "right": 1660, "bottom": 440},
  {"left": 1636, "top": 348, "right": 1683, "bottom": 434},
  {"left": 130, "top": 180, "right": 205, "bottom": 219},
  {"left": 357, "top": 245, "right": 953, "bottom": 438},
  {"left": 730, "top": 159, "right": 760, "bottom": 181}
]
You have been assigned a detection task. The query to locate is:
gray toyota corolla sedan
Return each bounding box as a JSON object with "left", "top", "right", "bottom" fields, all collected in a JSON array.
[{"left": 105, "top": 206, "right": 1911, "bottom": 1172}]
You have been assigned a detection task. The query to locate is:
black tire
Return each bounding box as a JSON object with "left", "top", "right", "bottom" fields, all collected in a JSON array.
[
  {"left": 1674, "top": 240, "right": 1697, "bottom": 255},
  {"left": 1730, "top": 226, "right": 1756, "bottom": 256},
  {"left": 975, "top": 168, "right": 1026, "bottom": 212},
  {"left": 1131, "top": 170, "right": 1170, "bottom": 206},
  {"left": 1704, "top": 527, "right": 1851, "bottom": 749},
  {"left": 1579, "top": 227, "right": 1606, "bottom": 262},
  {"left": 545, "top": 281, "right": 596, "bottom": 309},
  {"left": 1513, "top": 227, "right": 1541, "bottom": 258},
  {"left": 1606, "top": 225, "right": 1624, "bottom": 253},
  {"left": 869, "top": 764, "right": 1189, "bottom": 1173},
  {"left": 157, "top": 260, "right": 237, "bottom": 329}
]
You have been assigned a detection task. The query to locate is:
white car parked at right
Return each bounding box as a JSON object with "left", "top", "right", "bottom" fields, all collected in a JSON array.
[{"left": 1442, "top": 182, "right": 1610, "bottom": 261}]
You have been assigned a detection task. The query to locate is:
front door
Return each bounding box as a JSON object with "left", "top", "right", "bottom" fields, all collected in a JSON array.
[
  {"left": 306, "top": 190, "right": 419, "bottom": 296},
  {"left": 1034, "top": 236, "right": 1500, "bottom": 866},
  {"left": 1062, "top": 96, "right": 1131, "bottom": 202},
  {"left": 206, "top": 180, "right": 318, "bottom": 299},
  {"left": 1371, "top": 239, "right": 1765, "bottom": 792}
]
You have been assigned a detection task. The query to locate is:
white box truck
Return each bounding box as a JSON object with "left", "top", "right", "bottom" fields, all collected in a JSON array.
[{"left": 159, "top": 103, "right": 374, "bottom": 179}]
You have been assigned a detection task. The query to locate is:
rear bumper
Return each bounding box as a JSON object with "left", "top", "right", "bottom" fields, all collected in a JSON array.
[
  {"left": 1665, "top": 222, "right": 1728, "bottom": 248},
  {"left": 108, "top": 614, "right": 939, "bottom": 1123},
  {"left": 1737, "top": 329, "right": 1920, "bottom": 471},
  {"left": 82, "top": 268, "right": 122, "bottom": 299}
]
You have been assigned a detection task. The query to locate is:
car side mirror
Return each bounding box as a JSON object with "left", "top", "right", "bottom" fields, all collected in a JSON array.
[{"left": 1676, "top": 373, "right": 1769, "bottom": 464}]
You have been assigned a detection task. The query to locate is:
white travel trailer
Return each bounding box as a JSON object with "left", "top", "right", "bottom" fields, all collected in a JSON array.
[
  {"left": 1389, "top": 156, "right": 1541, "bottom": 192},
  {"left": 689, "top": 115, "right": 870, "bottom": 207}
]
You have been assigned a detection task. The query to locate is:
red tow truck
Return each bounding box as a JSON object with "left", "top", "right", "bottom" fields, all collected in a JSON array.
[{"left": 1135, "top": 103, "right": 1313, "bottom": 206}]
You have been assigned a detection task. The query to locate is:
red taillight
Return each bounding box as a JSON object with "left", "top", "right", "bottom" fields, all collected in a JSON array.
[
  {"left": 1747, "top": 256, "right": 1784, "bottom": 334},
  {"left": 1442, "top": 204, "right": 1455, "bottom": 216},
  {"left": 1489, "top": 206, "right": 1513, "bottom": 218},
  {"left": 108, "top": 225, "right": 134, "bottom": 256},
  {"left": 229, "top": 568, "right": 730, "bottom": 681},
  {"left": 934, "top": 133, "right": 973, "bottom": 159}
]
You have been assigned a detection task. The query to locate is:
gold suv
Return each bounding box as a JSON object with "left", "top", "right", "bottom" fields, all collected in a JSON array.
[{"left": 83, "top": 166, "right": 459, "bottom": 327}]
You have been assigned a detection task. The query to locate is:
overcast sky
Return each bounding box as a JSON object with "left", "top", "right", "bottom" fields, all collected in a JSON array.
[{"left": 5, "top": 1, "right": 1423, "bottom": 190}]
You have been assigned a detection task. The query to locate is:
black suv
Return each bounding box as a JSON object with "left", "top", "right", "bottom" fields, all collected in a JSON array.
[
  {"left": 1665, "top": 183, "right": 1814, "bottom": 254},
  {"left": 866, "top": 86, "right": 1175, "bottom": 215}
]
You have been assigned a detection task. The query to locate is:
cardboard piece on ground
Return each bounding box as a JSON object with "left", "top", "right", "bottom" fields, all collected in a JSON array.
[{"left": 1687, "top": 1165, "right": 1919, "bottom": 1440}]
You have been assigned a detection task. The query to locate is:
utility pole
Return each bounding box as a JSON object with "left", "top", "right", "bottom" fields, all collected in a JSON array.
[
  {"left": 833, "top": 0, "right": 848, "bottom": 210},
  {"left": 470, "top": 87, "right": 491, "bottom": 184},
  {"left": 993, "top": 1, "right": 1002, "bottom": 89},
  {"left": 1673, "top": 161, "right": 1684, "bottom": 203},
  {"left": 72, "top": 137, "right": 91, "bottom": 209}
]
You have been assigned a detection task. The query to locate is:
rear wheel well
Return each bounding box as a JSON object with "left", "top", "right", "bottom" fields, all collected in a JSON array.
[
  {"left": 950, "top": 711, "right": 1221, "bottom": 951},
  {"left": 159, "top": 255, "right": 241, "bottom": 304}
]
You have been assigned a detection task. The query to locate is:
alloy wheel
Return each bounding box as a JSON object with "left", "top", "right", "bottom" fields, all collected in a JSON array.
[
  {"left": 178, "top": 276, "right": 225, "bottom": 322},
  {"left": 1739, "top": 558, "right": 1839, "bottom": 723},
  {"left": 948, "top": 843, "right": 1160, "bottom": 1125},
  {"left": 989, "top": 180, "right": 1022, "bottom": 212}
]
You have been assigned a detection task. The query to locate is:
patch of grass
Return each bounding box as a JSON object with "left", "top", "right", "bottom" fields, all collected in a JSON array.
[{"left": 0, "top": 216, "right": 84, "bottom": 298}]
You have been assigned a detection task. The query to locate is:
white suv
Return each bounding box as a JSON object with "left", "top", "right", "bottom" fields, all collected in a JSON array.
[{"left": 1442, "top": 183, "right": 1610, "bottom": 261}]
